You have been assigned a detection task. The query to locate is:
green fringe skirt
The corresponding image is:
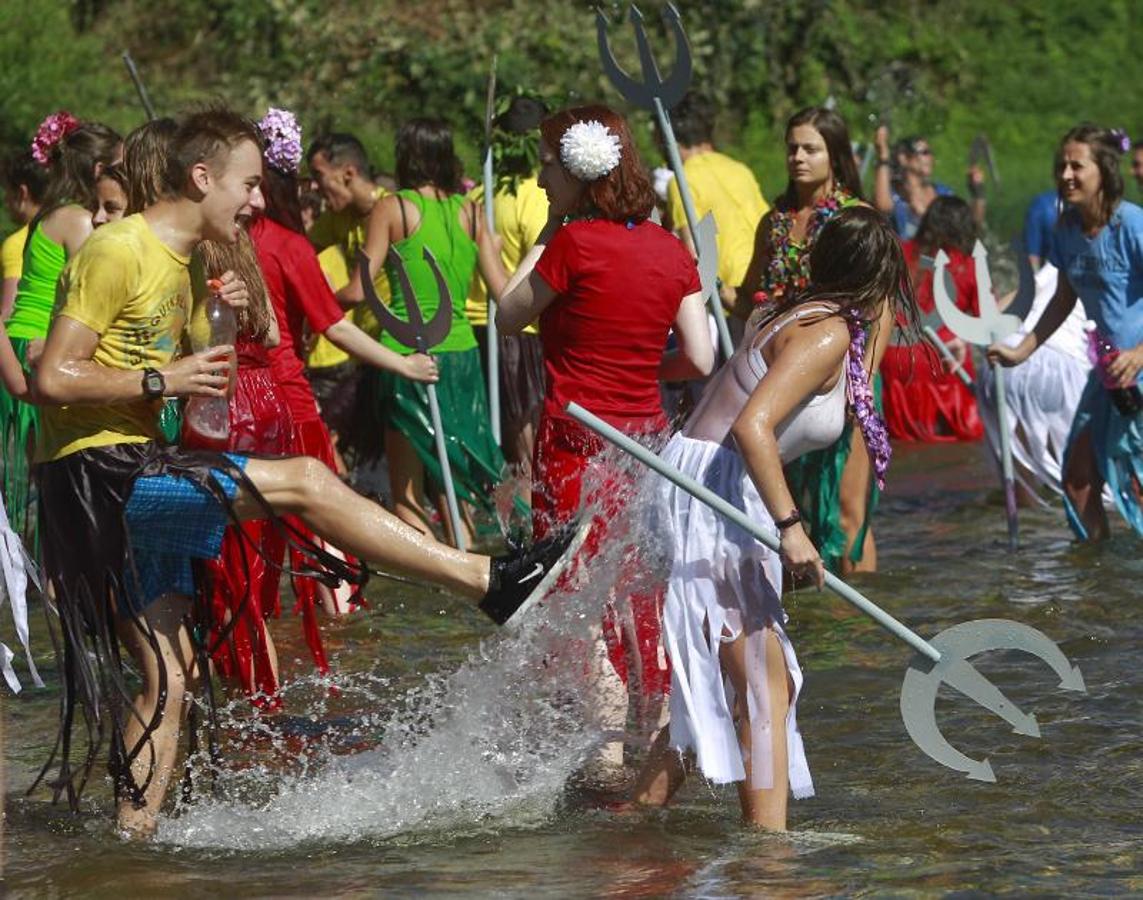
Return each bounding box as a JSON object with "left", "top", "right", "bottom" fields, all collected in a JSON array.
[
  {"left": 0, "top": 337, "right": 40, "bottom": 544},
  {"left": 784, "top": 373, "right": 884, "bottom": 572},
  {"left": 357, "top": 347, "right": 504, "bottom": 510}
]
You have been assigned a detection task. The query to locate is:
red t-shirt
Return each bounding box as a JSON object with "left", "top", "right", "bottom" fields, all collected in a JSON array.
[
  {"left": 534, "top": 218, "right": 700, "bottom": 426},
  {"left": 250, "top": 216, "right": 346, "bottom": 422}
]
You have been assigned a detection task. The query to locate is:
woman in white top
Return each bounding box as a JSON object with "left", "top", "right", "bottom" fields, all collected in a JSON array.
[{"left": 634, "top": 206, "right": 920, "bottom": 830}]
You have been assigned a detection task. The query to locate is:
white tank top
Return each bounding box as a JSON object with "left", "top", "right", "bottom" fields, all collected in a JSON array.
[{"left": 683, "top": 304, "right": 849, "bottom": 462}]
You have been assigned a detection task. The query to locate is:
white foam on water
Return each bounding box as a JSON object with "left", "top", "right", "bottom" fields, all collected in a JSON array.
[{"left": 157, "top": 455, "right": 672, "bottom": 852}]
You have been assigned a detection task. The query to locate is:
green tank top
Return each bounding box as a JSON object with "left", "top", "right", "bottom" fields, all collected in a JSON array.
[
  {"left": 7, "top": 224, "right": 66, "bottom": 340},
  {"left": 381, "top": 190, "right": 478, "bottom": 355}
]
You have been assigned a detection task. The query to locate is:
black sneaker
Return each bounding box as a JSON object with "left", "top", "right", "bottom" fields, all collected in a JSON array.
[{"left": 479, "top": 521, "right": 592, "bottom": 626}]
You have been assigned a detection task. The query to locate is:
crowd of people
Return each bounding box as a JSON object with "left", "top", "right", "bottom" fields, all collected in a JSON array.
[{"left": 0, "top": 88, "right": 1140, "bottom": 839}]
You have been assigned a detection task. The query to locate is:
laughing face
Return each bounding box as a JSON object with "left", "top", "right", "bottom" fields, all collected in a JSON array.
[
  {"left": 197, "top": 139, "right": 265, "bottom": 243},
  {"left": 1057, "top": 140, "right": 1103, "bottom": 213}
]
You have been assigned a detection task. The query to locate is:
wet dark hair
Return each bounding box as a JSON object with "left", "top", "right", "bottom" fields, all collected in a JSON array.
[
  {"left": 914, "top": 195, "right": 976, "bottom": 256},
  {"left": 123, "top": 117, "right": 178, "bottom": 213},
  {"left": 36, "top": 121, "right": 122, "bottom": 220},
  {"left": 671, "top": 92, "right": 715, "bottom": 146},
  {"left": 757, "top": 206, "right": 919, "bottom": 341},
  {"left": 539, "top": 104, "right": 656, "bottom": 222},
  {"left": 306, "top": 132, "right": 370, "bottom": 175},
  {"left": 395, "top": 118, "right": 462, "bottom": 193},
  {"left": 493, "top": 94, "right": 549, "bottom": 185},
  {"left": 261, "top": 164, "right": 304, "bottom": 234},
  {"left": 1056, "top": 123, "right": 1125, "bottom": 226},
  {"left": 95, "top": 162, "right": 129, "bottom": 197},
  {"left": 2, "top": 150, "right": 50, "bottom": 205},
  {"left": 163, "top": 105, "right": 262, "bottom": 196},
  {"left": 781, "top": 107, "right": 863, "bottom": 205}
]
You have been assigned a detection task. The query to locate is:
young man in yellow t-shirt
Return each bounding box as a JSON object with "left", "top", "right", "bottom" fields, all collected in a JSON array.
[
  {"left": 465, "top": 95, "right": 550, "bottom": 473},
  {"left": 32, "top": 108, "right": 582, "bottom": 838},
  {"left": 663, "top": 92, "right": 770, "bottom": 329}
]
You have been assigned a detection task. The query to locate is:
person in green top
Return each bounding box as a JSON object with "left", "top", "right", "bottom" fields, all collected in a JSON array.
[
  {"left": 342, "top": 118, "right": 508, "bottom": 548},
  {"left": 0, "top": 114, "right": 120, "bottom": 542}
]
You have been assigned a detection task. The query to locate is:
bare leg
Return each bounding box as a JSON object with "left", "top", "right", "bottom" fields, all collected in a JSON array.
[
  {"left": 1063, "top": 428, "right": 1109, "bottom": 541},
  {"left": 632, "top": 725, "right": 687, "bottom": 807},
  {"left": 839, "top": 430, "right": 877, "bottom": 575},
  {"left": 721, "top": 627, "right": 790, "bottom": 831},
  {"left": 384, "top": 428, "right": 435, "bottom": 537},
  {"left": 114, "top": 594, "right": 199, "bottom": 838},
  {"left": 434, "top": 494, "right": 475, "bottom": 550},
  {"left": 233, "top": 456, "right": 490, "bottom": 599}
]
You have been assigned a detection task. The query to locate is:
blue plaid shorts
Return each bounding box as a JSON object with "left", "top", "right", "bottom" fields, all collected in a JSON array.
[{"left": 122, "top": 453, "right": 248, "bottom": 612}]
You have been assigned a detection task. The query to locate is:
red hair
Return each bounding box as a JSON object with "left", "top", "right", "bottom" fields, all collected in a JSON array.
[{"left": 540, "top": 105, "right": 655, "bottom": 222}]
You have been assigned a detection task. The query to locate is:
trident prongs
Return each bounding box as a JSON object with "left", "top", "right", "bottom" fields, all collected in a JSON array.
[{"left": 596, "top": 3, "right": 692, "bottom": 111}]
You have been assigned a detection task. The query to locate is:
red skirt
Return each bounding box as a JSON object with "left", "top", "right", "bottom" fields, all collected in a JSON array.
[
  {"left": 532, "top": 411, "right": 670, "bottom": 701},
  {"left": 880, "top": 341, "right": 983, "bottom": 443},
  {"left": 185, "top": 356, "right": 295, "bottom": 708}
]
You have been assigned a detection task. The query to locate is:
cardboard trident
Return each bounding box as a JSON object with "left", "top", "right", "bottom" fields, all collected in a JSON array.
[
  {"left": 932, "top": 241, "right": 1022, "bottom": 550},
  {"left": 596, "top": 3, "right": 734, "bottom": 359},
  {"left": 566, "top": 401, "right": 1087, "bottom": 782},
  {"left": 358, "top": 248, "right": 467, "bottom": 552},
  {"left": 481, "top": 55, "right": 502, "bottom": 446}
]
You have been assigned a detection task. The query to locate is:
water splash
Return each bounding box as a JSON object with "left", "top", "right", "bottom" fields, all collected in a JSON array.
[{"left": 157, "top": 452, "right": 673, "bottom": 851}]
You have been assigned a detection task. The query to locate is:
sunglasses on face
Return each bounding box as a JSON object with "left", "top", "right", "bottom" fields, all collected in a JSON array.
[{"left": 911, "top": 146, "right": 933, "bottom": 157}]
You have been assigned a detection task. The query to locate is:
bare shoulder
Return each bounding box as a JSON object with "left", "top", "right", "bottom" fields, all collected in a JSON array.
[{"left": 766, "top": 308, "right": 849, "bottom": 362}]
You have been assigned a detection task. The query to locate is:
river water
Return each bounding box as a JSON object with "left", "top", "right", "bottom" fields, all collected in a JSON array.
[{"left": 3, "top": 441, "right": 1140, "bottom": 897}]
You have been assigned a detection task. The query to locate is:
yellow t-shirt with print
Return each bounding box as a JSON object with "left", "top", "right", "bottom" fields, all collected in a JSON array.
[
  {"left": 38, "top": 214, "right": 192, "bottom": 462},
  {"left": 464, "top": 176, "right": 548, "bottom": 334},
  {"left": 308, "top": 185, "right": 390, "bottom": 338},
  {"left": 1, "top": 224, "right": 28, "bottom": 281},
  {"left": 306, "top": 244, "right": 352, "bottom": 369},
  {"left": 665, "top": 150, "right": 769, "bottom": 289}
]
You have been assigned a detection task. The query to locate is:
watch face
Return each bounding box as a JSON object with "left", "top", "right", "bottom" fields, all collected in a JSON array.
[{"left": 143, "top": 370, "right": 164, "bottom": 397}]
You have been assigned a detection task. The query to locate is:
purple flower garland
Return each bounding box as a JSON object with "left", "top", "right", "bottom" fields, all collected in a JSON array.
[{"left": 844, "top": 309, "right": 891, "bottom": 489}]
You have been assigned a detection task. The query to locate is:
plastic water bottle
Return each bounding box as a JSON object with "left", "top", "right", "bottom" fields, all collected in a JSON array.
[
  {"left": 1084, "top": 321, "right": 1143, "bottom": 416},
  {"left": 183, "top": 280, "right": 236, "bottom": 448}
]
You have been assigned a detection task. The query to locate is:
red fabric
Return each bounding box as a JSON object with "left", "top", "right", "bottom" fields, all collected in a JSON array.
[
  {"left": 880, "top": 242, "right": 984, "bottom": 442},
  {"left": 250, "top": 215, "right": 346, "bottom": 423},
  {"left": 184, "top": 340, "right": 295, "bottom": 708},
  {"left": 532, "top": 412, "right": 670, "bottom": 700},
  {"left": 535, "top": 218, "right": 699, "bottom": 426}
]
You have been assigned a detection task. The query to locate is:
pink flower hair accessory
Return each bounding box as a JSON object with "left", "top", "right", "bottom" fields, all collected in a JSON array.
[
  {"left": 31, "top": 110, "right": 81, "bottom": 167},
  {"left": 258, "top": 107, "right": 303, "bottom": 175}
]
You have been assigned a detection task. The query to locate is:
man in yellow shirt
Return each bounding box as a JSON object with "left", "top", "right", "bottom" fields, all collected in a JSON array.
[
  {"left": 466, "top": 95, "right": 550, "bottom": 473},
  {"left": 32, "top": 107, "right": 582, "bottom": 838},
  {"left": 664, "top": 93, "right": 769, "bottom": 329},
  {"left": 1, "top": 150, "right": 48, "bottom": 317}
]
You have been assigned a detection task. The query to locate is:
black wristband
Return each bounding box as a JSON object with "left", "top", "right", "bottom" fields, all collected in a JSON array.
[
  {"left": 876, "top": 159, "right": 891, "bottom": 167},
  {"left": 775, "top": 510, "right": 802, "bottom": 531}
]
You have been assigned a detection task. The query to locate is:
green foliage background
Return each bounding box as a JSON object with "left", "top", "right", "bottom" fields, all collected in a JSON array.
[{"left": 2, "top": 0, "right": 1141, "bottom": 237}]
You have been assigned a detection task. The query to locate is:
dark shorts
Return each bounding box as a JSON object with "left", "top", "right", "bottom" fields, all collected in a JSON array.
[
  {"left": 473, "top": 326, "right": 545, "bottom": 433},
  {"left": 39, "top": 442, "right": 248, "bottom": 614},
  {"left": 306, "top": 361, "right": 362, "bottom": 437}
]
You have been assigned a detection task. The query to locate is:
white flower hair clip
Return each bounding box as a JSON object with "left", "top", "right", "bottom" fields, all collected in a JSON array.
[{"left": 559, "top": 120, "right": 622, "bottom": 182}]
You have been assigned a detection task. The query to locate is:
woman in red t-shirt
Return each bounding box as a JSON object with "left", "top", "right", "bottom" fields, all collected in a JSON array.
[
  {"left": 497, "top": 105, "right": 713, "bottom": 740},
  {"left": 248, "top": 110, "right": 439, "bottom": 669},
  {"left": 880, "top": 196, "right": 984, "bottom": 442}
]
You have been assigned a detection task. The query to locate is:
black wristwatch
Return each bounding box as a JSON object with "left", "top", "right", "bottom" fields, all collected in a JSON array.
[{"left": 141, "top": 367, "right": 166, "bottom": 399}]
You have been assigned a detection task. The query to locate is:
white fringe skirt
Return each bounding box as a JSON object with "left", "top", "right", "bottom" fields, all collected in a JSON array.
[{"left": 654, "top": 434, "right": 814, "bottom": 799}]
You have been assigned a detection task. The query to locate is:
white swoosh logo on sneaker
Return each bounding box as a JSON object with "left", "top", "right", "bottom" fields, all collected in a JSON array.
[{"left": 519, "top": 563, "right": 544, "bottom": 584}]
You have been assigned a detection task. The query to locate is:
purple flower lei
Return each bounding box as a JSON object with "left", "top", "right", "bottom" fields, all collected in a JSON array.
[
  {"left": 844, "top": 308, "right": 891, "bottom": 489},
  {"left": 258, "top": 107, "right": 303, "bottom": 175}
]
